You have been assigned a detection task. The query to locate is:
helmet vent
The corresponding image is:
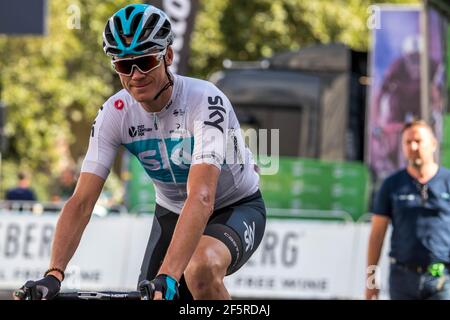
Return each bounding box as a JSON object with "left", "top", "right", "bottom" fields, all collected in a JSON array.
[
  {"left": 113, "top": 16, "right": 128, "bottom": 45},
  {"left": 104, "top": 22, "right": 117, "bottom": 46},
  {"left": 125, "top": 5, "right": 135, "bottom": 20},
  {"left": 130, "top": 12, "right": 143, "bottom": 35},
  {"left": 138, "top": 14, "right": 159, "bottom": 42},
  {"left": 114, "top": 16, "right": 123, "bottom": 34},
  {"left": 107, "top": 48, "right": 122, "bottom": 55},
  {"left": 155, "top": 20, "right": 171, "bottom": 39},
  {"left": 134, "top": 42, "right": 160, "bottom": 52}
]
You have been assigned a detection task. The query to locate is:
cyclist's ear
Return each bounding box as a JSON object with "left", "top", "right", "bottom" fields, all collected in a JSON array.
[{"left": 164, "top": 46, "right": 174, "bottom": 66}]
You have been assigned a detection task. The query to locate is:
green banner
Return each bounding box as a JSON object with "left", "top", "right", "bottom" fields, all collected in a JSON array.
[
  {"left": 258, "top": 157, "right": 370, "bottom": 221},
  {"left": 125, "top": 155, "right": 370, "bottom": 221},
  {"left": 441, "top": 114, "right": 450, "bottom": 167}
]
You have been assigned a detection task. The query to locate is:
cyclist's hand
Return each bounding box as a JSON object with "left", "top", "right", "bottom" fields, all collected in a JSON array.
[
  {"left": 139, "top": 274, "right": 179, "bottom": 300},
  {"left": 14, "top": 275, "right": 61, "bottom": 300}
]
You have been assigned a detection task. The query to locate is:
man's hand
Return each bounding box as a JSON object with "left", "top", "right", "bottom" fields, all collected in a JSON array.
[
  {"left": 365, "top": 287, "right": 379, "bottom": 300},
  {"left": 14, "top": 275, "right": 61, "bottom": 300},
  {"left": 139, "top": 274, "right": 179, "bottom": 300}
]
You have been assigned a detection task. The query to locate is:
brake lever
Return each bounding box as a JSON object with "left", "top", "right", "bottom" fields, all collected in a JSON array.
[{"left": 139, "top": 280, "right": 155, "bottom": 300}]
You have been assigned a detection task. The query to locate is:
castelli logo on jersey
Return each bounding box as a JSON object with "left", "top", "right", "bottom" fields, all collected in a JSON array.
[{"left": 114, "top": 99, "right": 124, "bottom": 110}]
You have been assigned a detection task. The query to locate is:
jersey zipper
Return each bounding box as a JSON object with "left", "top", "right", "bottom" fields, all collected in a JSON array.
[{"left": 154, "top": 114, "right": 181, "bottom": 193}]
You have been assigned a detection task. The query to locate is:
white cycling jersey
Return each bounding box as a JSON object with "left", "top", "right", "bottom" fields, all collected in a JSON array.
[{"left": 81, "top": 74, "right": 259, "bottom": 213}]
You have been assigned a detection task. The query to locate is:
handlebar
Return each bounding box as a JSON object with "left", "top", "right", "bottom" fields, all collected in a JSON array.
[
  {"left": 55, "top": 291, "right": 142, "bottom": 300},
  {"left": 14, "top": 289, "right": 142, "bottom": 300},
  {"left": 56, "top": 291, "right": 142, "bottom": 300}
]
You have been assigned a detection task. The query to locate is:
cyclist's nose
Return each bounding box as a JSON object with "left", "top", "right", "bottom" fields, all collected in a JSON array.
[{"left": 130, "top": 65, "right": 146, "bottom": 79}]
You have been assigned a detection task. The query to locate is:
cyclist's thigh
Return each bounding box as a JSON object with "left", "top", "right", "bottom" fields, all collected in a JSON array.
[
  {"left": 138, "top": 204, "right": 178, "bottom": 283},
  {"left": 204, "top": 191, "right": 266, "bottom": 275},
  {"left": 137, "top": 204, "right": 193, "bottom": 300}
]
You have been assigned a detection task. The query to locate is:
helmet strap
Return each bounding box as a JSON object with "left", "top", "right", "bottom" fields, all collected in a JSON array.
[{"left": 153, "top": 57, "right": 174, "bottom": 101}]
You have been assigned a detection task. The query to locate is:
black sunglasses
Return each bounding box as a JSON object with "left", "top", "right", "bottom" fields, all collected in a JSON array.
[{"left": 414, "top": 181, "right": 429, "bottom": 204}]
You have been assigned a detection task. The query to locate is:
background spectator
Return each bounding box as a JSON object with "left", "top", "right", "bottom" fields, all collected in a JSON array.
[
  {"left": 366, "top": 120, "right": 450, "bottom": 300},
  {"left": 5, "top": 172, "right": 37, "bottom": 201},
  {"left": 50, "top": 168, "right": 78, "bottom": 202}
]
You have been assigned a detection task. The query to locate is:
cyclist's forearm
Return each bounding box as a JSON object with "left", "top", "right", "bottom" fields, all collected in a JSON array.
[
  {"left": 49, "top": 198, "right": 93, "bottom": 273},
  {"left": 158, "top": 196, "right": 213, "bottom": 280}
]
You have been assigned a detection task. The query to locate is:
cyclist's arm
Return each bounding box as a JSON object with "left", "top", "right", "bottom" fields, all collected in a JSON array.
[
  {"left": 157, "top": 163, "right": 220, "bottom": 281},
  {"left": 47, "top": 173, "right": 105, "bottom": 281}
]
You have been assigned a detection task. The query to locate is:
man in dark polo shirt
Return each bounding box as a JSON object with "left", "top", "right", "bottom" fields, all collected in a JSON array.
[
  {"left": 5, "top": 172, "right": 37, "bottom": 201},
  {"left": 366, "top": 120, "right": 450, "bottom": 300}
]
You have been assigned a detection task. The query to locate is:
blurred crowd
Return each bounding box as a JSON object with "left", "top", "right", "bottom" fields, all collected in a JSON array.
[
  {"left": 4, "top": 168, "right": 76, "bottom": 203},
  {"left": 1, "top": 167, "right": 126, "bottom": 216}
]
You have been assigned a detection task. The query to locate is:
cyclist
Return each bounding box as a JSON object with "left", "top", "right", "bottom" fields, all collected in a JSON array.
[{"left": 16, "top": 3, "right": 266, "bottom": 300}]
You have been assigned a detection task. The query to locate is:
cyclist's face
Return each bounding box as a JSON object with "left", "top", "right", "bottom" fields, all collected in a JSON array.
[{"left": 118, "top": 46, "right": 173, "bottom": 105}]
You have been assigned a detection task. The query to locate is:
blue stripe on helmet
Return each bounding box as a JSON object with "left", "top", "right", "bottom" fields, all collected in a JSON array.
[
  {"left": 112, "top": 4, "right": 149, "bottom": 57},
  {"left": 117, "top": 4, "right": 147, "bottom": 35}
]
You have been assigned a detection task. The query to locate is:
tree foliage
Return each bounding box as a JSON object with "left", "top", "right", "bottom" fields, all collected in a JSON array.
[
  {"left": 0, "top": 0, "right": 137, "bottom": 198},
  {"left": 189, "top": 0, "right": 419, "bottom": 78}
]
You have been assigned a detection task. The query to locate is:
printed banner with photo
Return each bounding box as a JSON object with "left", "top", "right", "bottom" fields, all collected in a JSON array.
[
  {"left": 367, "top": 7, "right": 421, "bottom": 183},
  {"left": 448, "top": 23, "right": 450, "bottom": 101},
  {"left": 427, "top": 7, "right": 448, "bottom": 145},
  {"left": 368, "top": 6, "right": 449, "bottom": 184},
  {"left": 448, "top": 23, "right": 450, "bottom": 99}
]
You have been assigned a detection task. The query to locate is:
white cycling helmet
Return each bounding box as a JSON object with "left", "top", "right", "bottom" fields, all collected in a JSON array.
[{"left": 103, "top": 4, "right": 174, "bottom": 58}]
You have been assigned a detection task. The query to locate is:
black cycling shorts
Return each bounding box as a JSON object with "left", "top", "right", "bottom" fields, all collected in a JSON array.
[{"left": 137, "top": 189, "right": 266, "bottom": 300}]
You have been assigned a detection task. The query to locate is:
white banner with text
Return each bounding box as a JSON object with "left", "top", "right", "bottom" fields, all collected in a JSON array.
[{"left": 0, "top": 213, "right": 390, "bottom": 299}]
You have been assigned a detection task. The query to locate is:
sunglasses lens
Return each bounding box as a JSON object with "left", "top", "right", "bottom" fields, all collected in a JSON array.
[
  {"left": 113, "top": 59, "right": 134, "bottom": 75},
  {"left": 113, "top": 55, "right": 161, "bottom": 75},
  {"left": 136, "top": 55, "right": 161, "bottom": 72}
]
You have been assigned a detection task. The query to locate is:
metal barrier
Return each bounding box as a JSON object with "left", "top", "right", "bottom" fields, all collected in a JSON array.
[
  {"left": 0, "top": 200, "right": 63, "bottom": 215},
  {"left": 0, "top": 200, "right": 128, "bottom": 217},
  {"left": 1, "top": 200, "right": 368, "bottom": 223},
  {"left": 356, "top": 212, "right": 373, "bottom": 223}
]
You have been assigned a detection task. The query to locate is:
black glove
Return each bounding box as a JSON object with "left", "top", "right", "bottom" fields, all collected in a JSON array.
[
  {"left": 15, "top": 275, "right": 61, "bottom": 300},
  {"left": 139, "top": 274, "right": 179, "bottom": 300}
]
